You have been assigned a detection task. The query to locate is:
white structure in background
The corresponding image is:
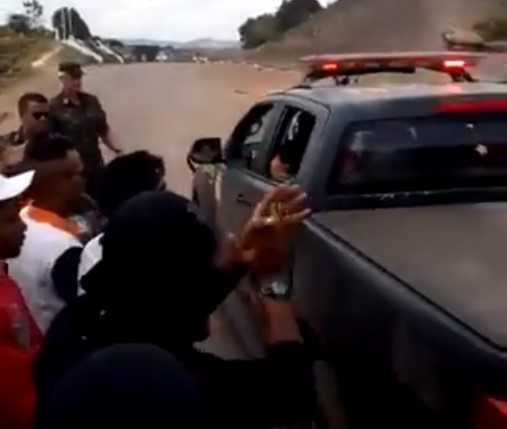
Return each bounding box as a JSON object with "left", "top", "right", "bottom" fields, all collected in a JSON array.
[
  {"left": 93, "top": 39, "right": 125, "bottom": 64},
  {"left": 156, "top": 51, "right": 169, "bottom": 62},
  {"left": 62, "top": 38, "right": 104, "bottom": 63}
]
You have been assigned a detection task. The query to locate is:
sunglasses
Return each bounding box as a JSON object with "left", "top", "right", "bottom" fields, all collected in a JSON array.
[{"left": 32, "top": 111, "right": 49, "bottom": 121}]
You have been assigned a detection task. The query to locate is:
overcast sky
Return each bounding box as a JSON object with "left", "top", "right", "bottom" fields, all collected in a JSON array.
[{"left": 0, "top": 0, "right": 332, "bottom": 41}]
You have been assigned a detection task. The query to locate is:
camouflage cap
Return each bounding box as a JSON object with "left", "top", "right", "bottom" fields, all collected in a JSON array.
[{"left": 58, "top": 62, "right": 84, "bottom": 79}]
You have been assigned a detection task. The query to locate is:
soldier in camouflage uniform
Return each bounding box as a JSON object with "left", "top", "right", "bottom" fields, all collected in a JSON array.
[
  {"left": 0, "top": 93, "right": 50, "bottom": 172},
  {"left": 50, "top": 62, "right": 122, "bottom": 200}
]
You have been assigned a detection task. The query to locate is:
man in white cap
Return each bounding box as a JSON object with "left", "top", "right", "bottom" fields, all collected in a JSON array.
[
  {"left": 0, "top": 168, "right": 43, "bottom": 429},
  {"left": 8, "top": 134, "right": 85, "bottom": 333}
]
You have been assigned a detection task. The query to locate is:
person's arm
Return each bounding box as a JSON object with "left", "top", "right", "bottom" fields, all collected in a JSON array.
[
  {"left": 101, "top": 130, "right": 121, "bottom": 155},
  {"left": 196, "top": 339, "right": 313, "bottom": 429},
  {"left": 94, "top": 97, "right": 121, "bottom": 155},
  {"left": 260, "top": 297, "right": 302, "bottom": 344},
  {"left": 194, "top": 294, "right": 313, "bottom": 429},
  {"left": 197, "top": 185, "right": 311, "bottom": 322},
  {"left": 270, "top": 154, "right": 290, "bottom": 181},
  {"left": 197, "top": 263, "right": 248, "bottom": 318},
  {"left": 51, "top": 247, "right": 83, "bottom": 304}
]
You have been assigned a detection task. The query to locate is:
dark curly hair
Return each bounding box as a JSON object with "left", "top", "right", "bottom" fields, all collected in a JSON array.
[
  {"left": 97, "top": 151, "right": 165, "bottom": 218},
  {"left": 23, "top": 133, "right": 75, "bottom": 163},
  {"left": 17, "top": 92, "right": 48, "bottom": 117}
]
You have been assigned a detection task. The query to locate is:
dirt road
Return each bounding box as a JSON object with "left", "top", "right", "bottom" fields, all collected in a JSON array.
[
  {"left": 0, "top": 63, "right": 298, "bottom": 195},
  {"left": 0, "top": 62, "right": 299, "bottom": 357}
]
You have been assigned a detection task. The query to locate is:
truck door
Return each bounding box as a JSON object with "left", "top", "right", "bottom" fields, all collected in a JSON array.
[
  {"left": 217, "top": 101, "right": 322, "bottom": 357},
  {"left": 217, "top": 102, "right": 282, "bottom": 236},
  {"left": 218, "top": 101, "right": 322, "bottom": 235}
]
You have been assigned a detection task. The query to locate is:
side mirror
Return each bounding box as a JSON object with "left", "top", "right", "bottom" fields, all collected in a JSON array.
[{"left": 187, "top": 138, "right": 223, "bottom": 173}]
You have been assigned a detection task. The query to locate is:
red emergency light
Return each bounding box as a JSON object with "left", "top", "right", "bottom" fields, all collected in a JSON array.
[
  {"left": 443, "top": 59, "right": 466, "bottom": 69},
  {"left": 300, "top": 51, "right": 485, "bottom": 82},
  {"left": 321, "top": 62, "right": 339, "bottom": 72},
  {"left": 475, "top": 396, "right": 507, "bottom": 429}
]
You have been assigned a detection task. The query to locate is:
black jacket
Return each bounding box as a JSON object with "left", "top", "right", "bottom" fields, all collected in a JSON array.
[{"left": 35, "top": 273, "right": 315, "bottom": 429}]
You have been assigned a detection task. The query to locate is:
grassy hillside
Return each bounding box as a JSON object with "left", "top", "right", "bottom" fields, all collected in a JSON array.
[
  {"left": 251, "top": 0, "right": 507, "bottom": 62},
  {"left": 57, "top": 44, "right": 99, "bottom": 66},
  {"left": 0, "top": 32, "right": 55, "bottom": 89}
]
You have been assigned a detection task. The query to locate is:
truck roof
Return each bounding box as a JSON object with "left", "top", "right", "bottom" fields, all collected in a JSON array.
[
  {"left": 269, "top": 51, "right": 507, "bottom": 110},
  {"left": 274, "top": 82, "right": 507, "bottom": 109}
]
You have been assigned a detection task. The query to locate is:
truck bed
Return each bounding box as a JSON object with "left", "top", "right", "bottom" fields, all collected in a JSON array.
[{"left": 314, "top": 203, "right": 507, "bottom": 349}]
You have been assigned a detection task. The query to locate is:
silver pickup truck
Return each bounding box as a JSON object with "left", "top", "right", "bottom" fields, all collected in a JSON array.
[{"left": 188, "top": 52, "right": 507, "bottom": 429}]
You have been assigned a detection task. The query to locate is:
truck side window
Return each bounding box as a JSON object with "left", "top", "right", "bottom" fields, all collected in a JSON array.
[
  {"left": 227, "top": 103, "right": 276, "bottom": 173},
  {"left": 269, "top": 107, "right": 316, "bottom": 181}
]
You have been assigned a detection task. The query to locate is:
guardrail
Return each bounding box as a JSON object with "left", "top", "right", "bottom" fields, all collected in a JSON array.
[
  {"left": 93, "top": 40, "right": 125, "bottom": 64},
  {"left": 62, "top": 38, "right": 103, "bottom": 63}
]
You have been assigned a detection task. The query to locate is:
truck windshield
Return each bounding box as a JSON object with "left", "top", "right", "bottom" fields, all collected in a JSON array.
[{"left": 328, "top": 114, "right": 507, "bottom": 195}]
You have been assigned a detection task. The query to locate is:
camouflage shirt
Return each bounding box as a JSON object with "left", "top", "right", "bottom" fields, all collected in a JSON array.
[
  {"left": 0, "top": 127, "right": 25, "bottom": 146},
  {"left": 49, "top": 92, "right": 110, "bottom": 177},
  {"left": 0, "top": 127, "right": 27, "bottom": 171}
]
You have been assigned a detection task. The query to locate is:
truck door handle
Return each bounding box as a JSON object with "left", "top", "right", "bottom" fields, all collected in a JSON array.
[{"left": 236, "top": 193, "right": 253, "bottom": 206}]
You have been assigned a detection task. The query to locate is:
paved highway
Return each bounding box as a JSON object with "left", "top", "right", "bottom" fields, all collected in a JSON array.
[
  {"left": 1, "top": 62, "right": 298, "bottom": 194},
  {"left": 0, "top": 62, "right": 298, "bottom": 357}
]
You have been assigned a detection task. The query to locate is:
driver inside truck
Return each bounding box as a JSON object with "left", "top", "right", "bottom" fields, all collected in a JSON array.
[{"left": 270, "top": 110, "right": 314, "bottom": 181}]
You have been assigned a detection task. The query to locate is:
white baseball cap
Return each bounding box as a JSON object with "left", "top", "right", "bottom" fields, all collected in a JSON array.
[{"left": 0, "top": 171, "right": 34, "bottom": 202}]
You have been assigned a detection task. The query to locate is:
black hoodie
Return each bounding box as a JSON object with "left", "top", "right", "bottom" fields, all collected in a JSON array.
[
  {"left": 35, "top": 191, "right": 314, "bottom": 429},
  {"left": 38, "top": 344, "right": 207, "bottom": 429}
]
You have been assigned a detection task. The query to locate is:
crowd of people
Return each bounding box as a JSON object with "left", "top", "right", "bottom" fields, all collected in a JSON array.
[{"left": 0, "top": 62, "right": 315, "bottom": 429}]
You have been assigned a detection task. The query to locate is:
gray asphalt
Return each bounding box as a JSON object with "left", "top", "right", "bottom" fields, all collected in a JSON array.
[{"left": 0, "top": 62, "right": 299, "bottom": 358}]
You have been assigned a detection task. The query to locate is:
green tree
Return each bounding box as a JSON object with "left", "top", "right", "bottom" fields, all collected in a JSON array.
[
  {"left": 275, "top": 0, "right": 322, "bottom": 33},
  {"left": 105, "top": 39, "right": 125, "bottom": 49},
  {"left": 23, "top": 0, "right": 44, "bottom": 28},
  {"left": 7, "top": 13, "right": 30, "bottom": 34},
  {"left": 238, "top": 0, "right": 322, "bottom": 49},
  {"left": 239, "top": 14, "right": 280, "bottom": 49}
]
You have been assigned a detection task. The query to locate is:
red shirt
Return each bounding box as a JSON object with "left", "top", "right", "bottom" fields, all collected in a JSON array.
[{"left": 0, "top": 265, "right": 42, "bottom": 429}]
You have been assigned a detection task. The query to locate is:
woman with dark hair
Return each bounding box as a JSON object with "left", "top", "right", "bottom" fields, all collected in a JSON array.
[
  {"left": 38, "top": 344, "right": 207, "bottom": 429},
  {"left": 78, "top": 150, "right": 166, "bottom": 282},
  {"left": 35, "top": 187, "right": 314, "bottom": 429}
]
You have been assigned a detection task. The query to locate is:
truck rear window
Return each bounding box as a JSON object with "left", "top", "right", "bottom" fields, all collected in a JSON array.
[{"left": 328, "top": 115, "right": 507, "bottom": 195}]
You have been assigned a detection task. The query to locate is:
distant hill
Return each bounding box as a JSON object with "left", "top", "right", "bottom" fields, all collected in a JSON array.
[
  {"left": 123, "top": 38, "right": 240, "bottom": 50},
  {"left": 252, "top": 0, "right": 507, "bottom": 61}
]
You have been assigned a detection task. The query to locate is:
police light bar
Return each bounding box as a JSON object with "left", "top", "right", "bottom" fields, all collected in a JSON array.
[{"left": 300, "top": 51, "right": 485, "bottom": 80}]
